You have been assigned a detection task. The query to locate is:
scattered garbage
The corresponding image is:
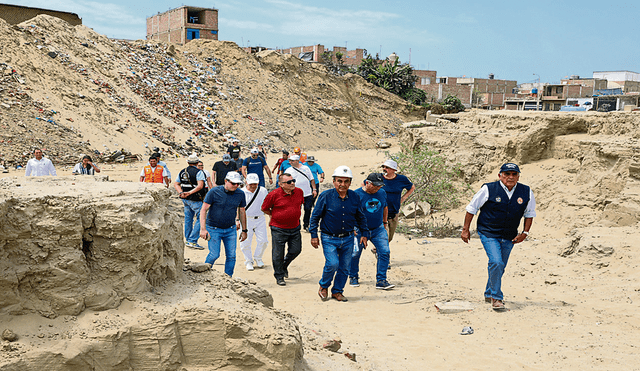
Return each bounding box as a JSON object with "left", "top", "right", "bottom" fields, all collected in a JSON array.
[{"left": 459, "top": 326, "right": 474, "bottom": 335}]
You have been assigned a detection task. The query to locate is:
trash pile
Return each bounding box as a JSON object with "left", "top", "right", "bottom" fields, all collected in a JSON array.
[{"left": 0, "top": 15, "right": 423, "bottom": 167}]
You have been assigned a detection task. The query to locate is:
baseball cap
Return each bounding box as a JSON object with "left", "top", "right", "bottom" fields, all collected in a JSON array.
[
  {"left": 500, "top": 163, "right": 521, "bottom": 173},
  {"left": 293, "top": 147, "right": 301, "bottom": 153},
  {"left": 307, "top": 155, "right": 316, "bottom": 162},
  {"left": 225, "top": 172, "right": 243, "bottom": 184},
  {"left": 382, "top": 159, "right": 398, "bottom": 170},
  {"left": 246, "top": 173, "right": 260, "bottom": 184},
  {"left": 366, "top": 173, "right": 385, "bottom": 186},
  {"left": 289, "top": 154, "right": 300, "bottom": 161},
  {"left": 222, "top": 154, "right": 231, "bottom": 161},
  {"left": 250, "top": 148, "right": 259, "bottom": 154}
]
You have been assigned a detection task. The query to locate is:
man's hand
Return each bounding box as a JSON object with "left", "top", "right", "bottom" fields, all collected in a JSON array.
[
  {"left": 269, "top": 178, "right": 273, "bottom": 184},
  {"left": 311, "top": 237, "right": 319, "bottom": 249},
  {"left": 235, "top": 220, "right": 241, "bottom": 230},
  {"left": 512, "top": 233, "right": 527, "bottom": 244},
  {"left": 359, "top": 236, "right": 368, "bottom": 249},
  {"left": 239, "top": 231, "right": 247, "bottom": 242},
  {"left": 200, "top": 230, "right": 209, "bottom": 240},
  {"left": 179, "top": 192, "right": 189, "bottom": 199},
  {"left": 461, "top": 229, "right": 471, "bottom": 243}
]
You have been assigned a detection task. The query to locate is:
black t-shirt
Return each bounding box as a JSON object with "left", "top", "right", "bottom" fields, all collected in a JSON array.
[
  {"left": 227, "top": 145, "right": 241, "bottom": 159},
  {"left": 212, "top": 161, "right": 238, "bottom": 185}
]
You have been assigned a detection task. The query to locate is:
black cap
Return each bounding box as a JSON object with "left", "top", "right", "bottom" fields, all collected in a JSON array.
[
  {"left": 365, "top": 173, "right": 385, "bottom": 186},
  {"left": 499, "top": 163, "right": 521, "bottom": 173},
  {"left": 282, "top": 150, "right": 289, "bottom": 155}
]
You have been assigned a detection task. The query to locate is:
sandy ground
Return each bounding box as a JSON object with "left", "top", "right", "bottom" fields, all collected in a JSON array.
[{"left": 31, "top": 147, "right": 640, "bottom": 370}]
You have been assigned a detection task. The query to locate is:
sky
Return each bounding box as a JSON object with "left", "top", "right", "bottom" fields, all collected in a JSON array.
[{"left": 6, "top": 0, "right": 640, "bottom": 84}]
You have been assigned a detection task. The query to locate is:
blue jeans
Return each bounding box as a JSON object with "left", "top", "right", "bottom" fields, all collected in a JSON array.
[
  {"left": 350, "top": 225, "right": 390, "bottom": 282},
  {"left": 182, "top": 199, "right": 202, "bottom": 244},
  {"left": 319, "top": 233, "right": 353, "bottom": 294},
  {"left": 478, "top": 232, "right": 514, "bottom": 301},
  {"left": 205, "top": 226, "right": 237, "bottom": 276}
]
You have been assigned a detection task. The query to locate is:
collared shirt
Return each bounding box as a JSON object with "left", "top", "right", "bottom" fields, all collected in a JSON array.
[
  {"left": 262, "top": 187, "right": 305, "bottom": 229},
  {"left": 309, "top": 188, "right": 369, "bottom": 239},
  {"left": 73, "top": 163, "right": 95, "bottom": 175},
  {"left": 306, "top": 162, "right": 324, "bottom": 183},
  {"left": 203, "top": 185, "right": 246, "bottom": 228},
  {"left": 466, "top": 182, "right": 536, "bottom": 218},
  {"left": 285, "top": 165, "right": 314, "bottom": 197},
  {"left": 242, "top": 186, "right": 269, "bottom": 217},
  {"left": 25, "top": 157, "right": 57, "bottom": 176},
  {"left": 212, "top": 160, "right": 238, "bottom": 185}
]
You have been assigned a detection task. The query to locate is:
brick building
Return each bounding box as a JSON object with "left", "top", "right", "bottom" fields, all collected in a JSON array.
[
  {"left": 0, "top": 4, "right": 81, "bottom": 25},
  {"left": 414, "top": 71, "right": 517, "bottom": 109},
  {"left": 276, "top": 45, "right": 366, "bottom": 66},
  {"left": 146, "top": 6, "right": 218, "bottom": 45}
]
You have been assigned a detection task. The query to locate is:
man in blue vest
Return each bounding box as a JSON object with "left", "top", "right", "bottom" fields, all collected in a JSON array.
[
  {"left": 173, "top": 153, "right": 207, "bottom": 250},
  {"left": 461, "top": 163, "right": 536, "bottom": 310}
]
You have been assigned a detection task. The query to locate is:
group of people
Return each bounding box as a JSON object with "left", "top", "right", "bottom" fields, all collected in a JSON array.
[{"left": 23, "top": 145, "right": 537, "bottom": 311}]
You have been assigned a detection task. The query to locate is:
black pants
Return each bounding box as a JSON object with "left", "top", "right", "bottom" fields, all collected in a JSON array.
[
  {"left": 302, "top": 195, "right": 314, "bottom": 229},
  {"left": 271, "top": 225, "right": 302, "bottom": 279}
]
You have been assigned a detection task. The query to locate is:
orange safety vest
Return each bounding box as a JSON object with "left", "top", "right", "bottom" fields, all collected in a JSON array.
[
  {"left": 144, "top": 165, "right": 165, "bottom": 183},
  {"left": 299, "top": 152, "right": 308, "bottom": 163}
]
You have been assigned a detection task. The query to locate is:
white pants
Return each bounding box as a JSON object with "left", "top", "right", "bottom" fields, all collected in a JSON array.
[{"left": 240, "top": 215, "right": 268, "bottom": 263}]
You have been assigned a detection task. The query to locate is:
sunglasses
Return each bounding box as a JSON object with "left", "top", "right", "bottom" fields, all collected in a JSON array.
[{"left": 281, "top": 179, "right": 296, "bottom": 184}]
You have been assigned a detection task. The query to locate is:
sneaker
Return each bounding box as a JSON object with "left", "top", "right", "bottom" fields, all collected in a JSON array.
[
  {"left": 349, "top": 277, "right": 360, "bottom": 287},
  {"left": 246, "top": 262, "right": 254, "bottom": 271},
  {"left": 276, "top": 278, "right": 286, "bottom": 286},
  {"left": 185, "top": 242, "right": 195, "bottom": 249},
  {"left": 192, "top": 243, "right": 205, "bottom": 250},
  {"left": 376, "top": 280, "right": 395, "bottom": 290},
  {"left": 255, "top": 259, "right": 265, "bottom": 268}
]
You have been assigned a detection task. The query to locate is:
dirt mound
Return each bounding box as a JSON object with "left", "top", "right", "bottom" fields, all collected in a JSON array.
[{"left": 0, "top": 15, "right": 421, "bottom": 169}]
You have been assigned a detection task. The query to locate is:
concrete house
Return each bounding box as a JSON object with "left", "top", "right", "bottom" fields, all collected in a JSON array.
[{"left": 147, "top": 6, "right": 218, "bottom": 44}]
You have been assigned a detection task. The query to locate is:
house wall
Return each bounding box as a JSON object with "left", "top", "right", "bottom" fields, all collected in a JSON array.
[
  {"left": 147, "top": 7, "right": 218, "bottom": 44},
  {"left": 0, "top": 4, "right": 81, "bottom": 25}
]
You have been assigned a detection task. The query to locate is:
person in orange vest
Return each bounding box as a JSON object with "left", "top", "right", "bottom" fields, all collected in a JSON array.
[
  {"left": 293, "top": 146, "right": 307, "bottom": 164},
  {"left": 140, "top": 156, "right": 169, "bottom": 186}
]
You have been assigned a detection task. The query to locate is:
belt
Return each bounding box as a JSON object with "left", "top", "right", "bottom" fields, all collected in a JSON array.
[{"left": 322, "top": 231, "right": 352, "bottom": 238}]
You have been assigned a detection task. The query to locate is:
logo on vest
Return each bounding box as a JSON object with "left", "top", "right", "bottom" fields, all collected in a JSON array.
[
  {"left": 517, "top": 197, "right": 523, "bottom": 204},
  {"left": 495, "top": 197, "right": 501, "bottom": 202}
]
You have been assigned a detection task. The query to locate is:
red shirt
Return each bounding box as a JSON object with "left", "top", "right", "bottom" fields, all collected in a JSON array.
[
  {"left": 262, "top": 187, "right": 304, "bottom": 229},
  {"left": 274, "top": 158, "right": 285, "bottom": 174}
]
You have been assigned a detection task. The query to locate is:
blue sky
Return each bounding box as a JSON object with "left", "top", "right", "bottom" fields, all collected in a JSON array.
[{"left": 7, "top": 0, "right": 640, "bottom": 84}]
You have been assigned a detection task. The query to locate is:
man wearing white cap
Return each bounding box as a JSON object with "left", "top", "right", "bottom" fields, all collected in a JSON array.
[
  {"left": 174, "top": 153, "right": 207, "bottom": 250},
  {"left": 381, "top": 159, "right": 415, "bottom": 242},
  {"left": 241, "top": 148, "right": 272, "bottom": 187},
  {"left": 285, "top": 154, "right": 316, "bottom": 231},
  {"left": 199, "top": 171, "right": 248, "bottom": 277},
  {"left": 240, "top": 173, "right": 269, "bottom": 271},
  {"left": 310, "top": 165, "right": 369, "bottom": 302}
]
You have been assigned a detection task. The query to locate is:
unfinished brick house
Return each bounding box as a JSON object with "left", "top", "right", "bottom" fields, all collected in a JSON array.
[
  {"left": 414, "top": 71, "right": 517, "bottom": 109},
  {"left": 147, "top": 6, "right": 218, "bottom": 45},
  {"left": 0, "top": 4, "right": 81, "bottom": 25},
  {"left": 276, "top": 45, "right": 366, "bottom": 66}
]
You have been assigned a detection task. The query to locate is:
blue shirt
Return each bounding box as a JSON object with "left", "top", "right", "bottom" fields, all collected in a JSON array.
[
  {"left": 306, "top": 162, "right": 324, "bottom": 183},
  {"left": 243, "top": 156, "right": 268, "bottom": 185},
  {"left": 383, "top": 174, "right": 413, "bottom": 218},
  {"left": 279, "top": 159, "right": 291, "bottom": 172},
  {"left": 203, "top": 185, "right": 246, "bottom": 228},
  {"left": 355, "top": 188, "right": 387, "bottom": 230},
  {"left": 310, "top": 188, "right": 369, "bottom": 239}
]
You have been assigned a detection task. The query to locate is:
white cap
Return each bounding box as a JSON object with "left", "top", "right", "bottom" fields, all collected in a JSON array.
[
  {"left": 250, "top": 148, "right": 259, "bottom": 154},
  {"left": 246, "top": 173, "right": 260, "bottom": 184},
  {"left": 187, "top": 153, "right": 199, "bottom": 163},
  {"left": 382, "top": 159, "right": 398, "bottom": 170},
  {"left": 332, "top": 165, "right": 353, "bottom": 178},
  {"left": 289, "top": 154, "right": 300, "bottom": 161},
  {"left": 225, "top": 171, "right": 243, "bottom": 184}
]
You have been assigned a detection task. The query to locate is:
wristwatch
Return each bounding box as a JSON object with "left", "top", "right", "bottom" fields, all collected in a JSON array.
[
  {"left": 522, "top": 231, "right": 529, "bottom": 236},
  {"left": 242, "top": 229, "right": 248, "bottom": 233}
]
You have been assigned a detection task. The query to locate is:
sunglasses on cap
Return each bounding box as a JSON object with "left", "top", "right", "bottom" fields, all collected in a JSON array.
[{"left": 281, "top": 179, "right": 296, "bottom": 184}]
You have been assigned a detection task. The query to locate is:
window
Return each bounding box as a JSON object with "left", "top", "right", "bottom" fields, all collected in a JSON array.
[
  {"left": 437, "top": 77, "right": 447, "bottom": 84},
  {"left": 556, "top": 86, "right": 563, "bottom": 94},
  {"left": 211, "top": 30, "right": 218, "bottom": 35},
  {"left": 421, "top": 77, "right": 431, "bottom": 85},
  {"left": 187, "top": 10, "right": 203, "bottom": 24}
]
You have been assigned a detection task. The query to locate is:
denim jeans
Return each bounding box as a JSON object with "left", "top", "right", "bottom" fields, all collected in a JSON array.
[
  {"left": 271, "top": 226, "right": 302, "bottom": 279},
  {"left": 350, "top": 225, "right": 390, "bottom": 282},
  {"left": 205, "top": 226, "right": 237, "bottom": 276},
  {"left": 302, "top": 195, "right": 314, "bottom": 229},
  {"left": 182, "top": 199, "right": 202, "bottom": 244},
  {"left": 478, "top": 232, "right": 514, "bottom": 301},
  {"left": 319, "top": 233, "right": 354, "bottom": 294}
]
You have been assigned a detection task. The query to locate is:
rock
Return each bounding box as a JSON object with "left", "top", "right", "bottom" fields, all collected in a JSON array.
[
  {"left": 2, "top": 329, "right": 18, "bottom": 342},
  {"left": 190, "top": 262, "right": 212, "bottom": 272},
  {"left": 417, "top": 201, "right": 431, "bottom": 216},
  {"left": 323, "top": 338, "right": 341, "bottom": 352},
  {"left": 376, "top": 140, "right": 391, "bottom": 149},
  {"left": 434, "top": 300, "right": 474, "bottom": 314},
  {"left": 402, "top": 203, "right": 419, "bottom": 218},
  {"left": 0, "top": 176, "right": 183, "bottom": 318}
]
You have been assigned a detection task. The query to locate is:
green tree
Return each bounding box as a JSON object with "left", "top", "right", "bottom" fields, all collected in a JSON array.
[
  {"left": 441, "top": 94, "right": 465, "bottom": 113},
  {"left": 387, "top": 144, "right": 468, "bottom": 211}
]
